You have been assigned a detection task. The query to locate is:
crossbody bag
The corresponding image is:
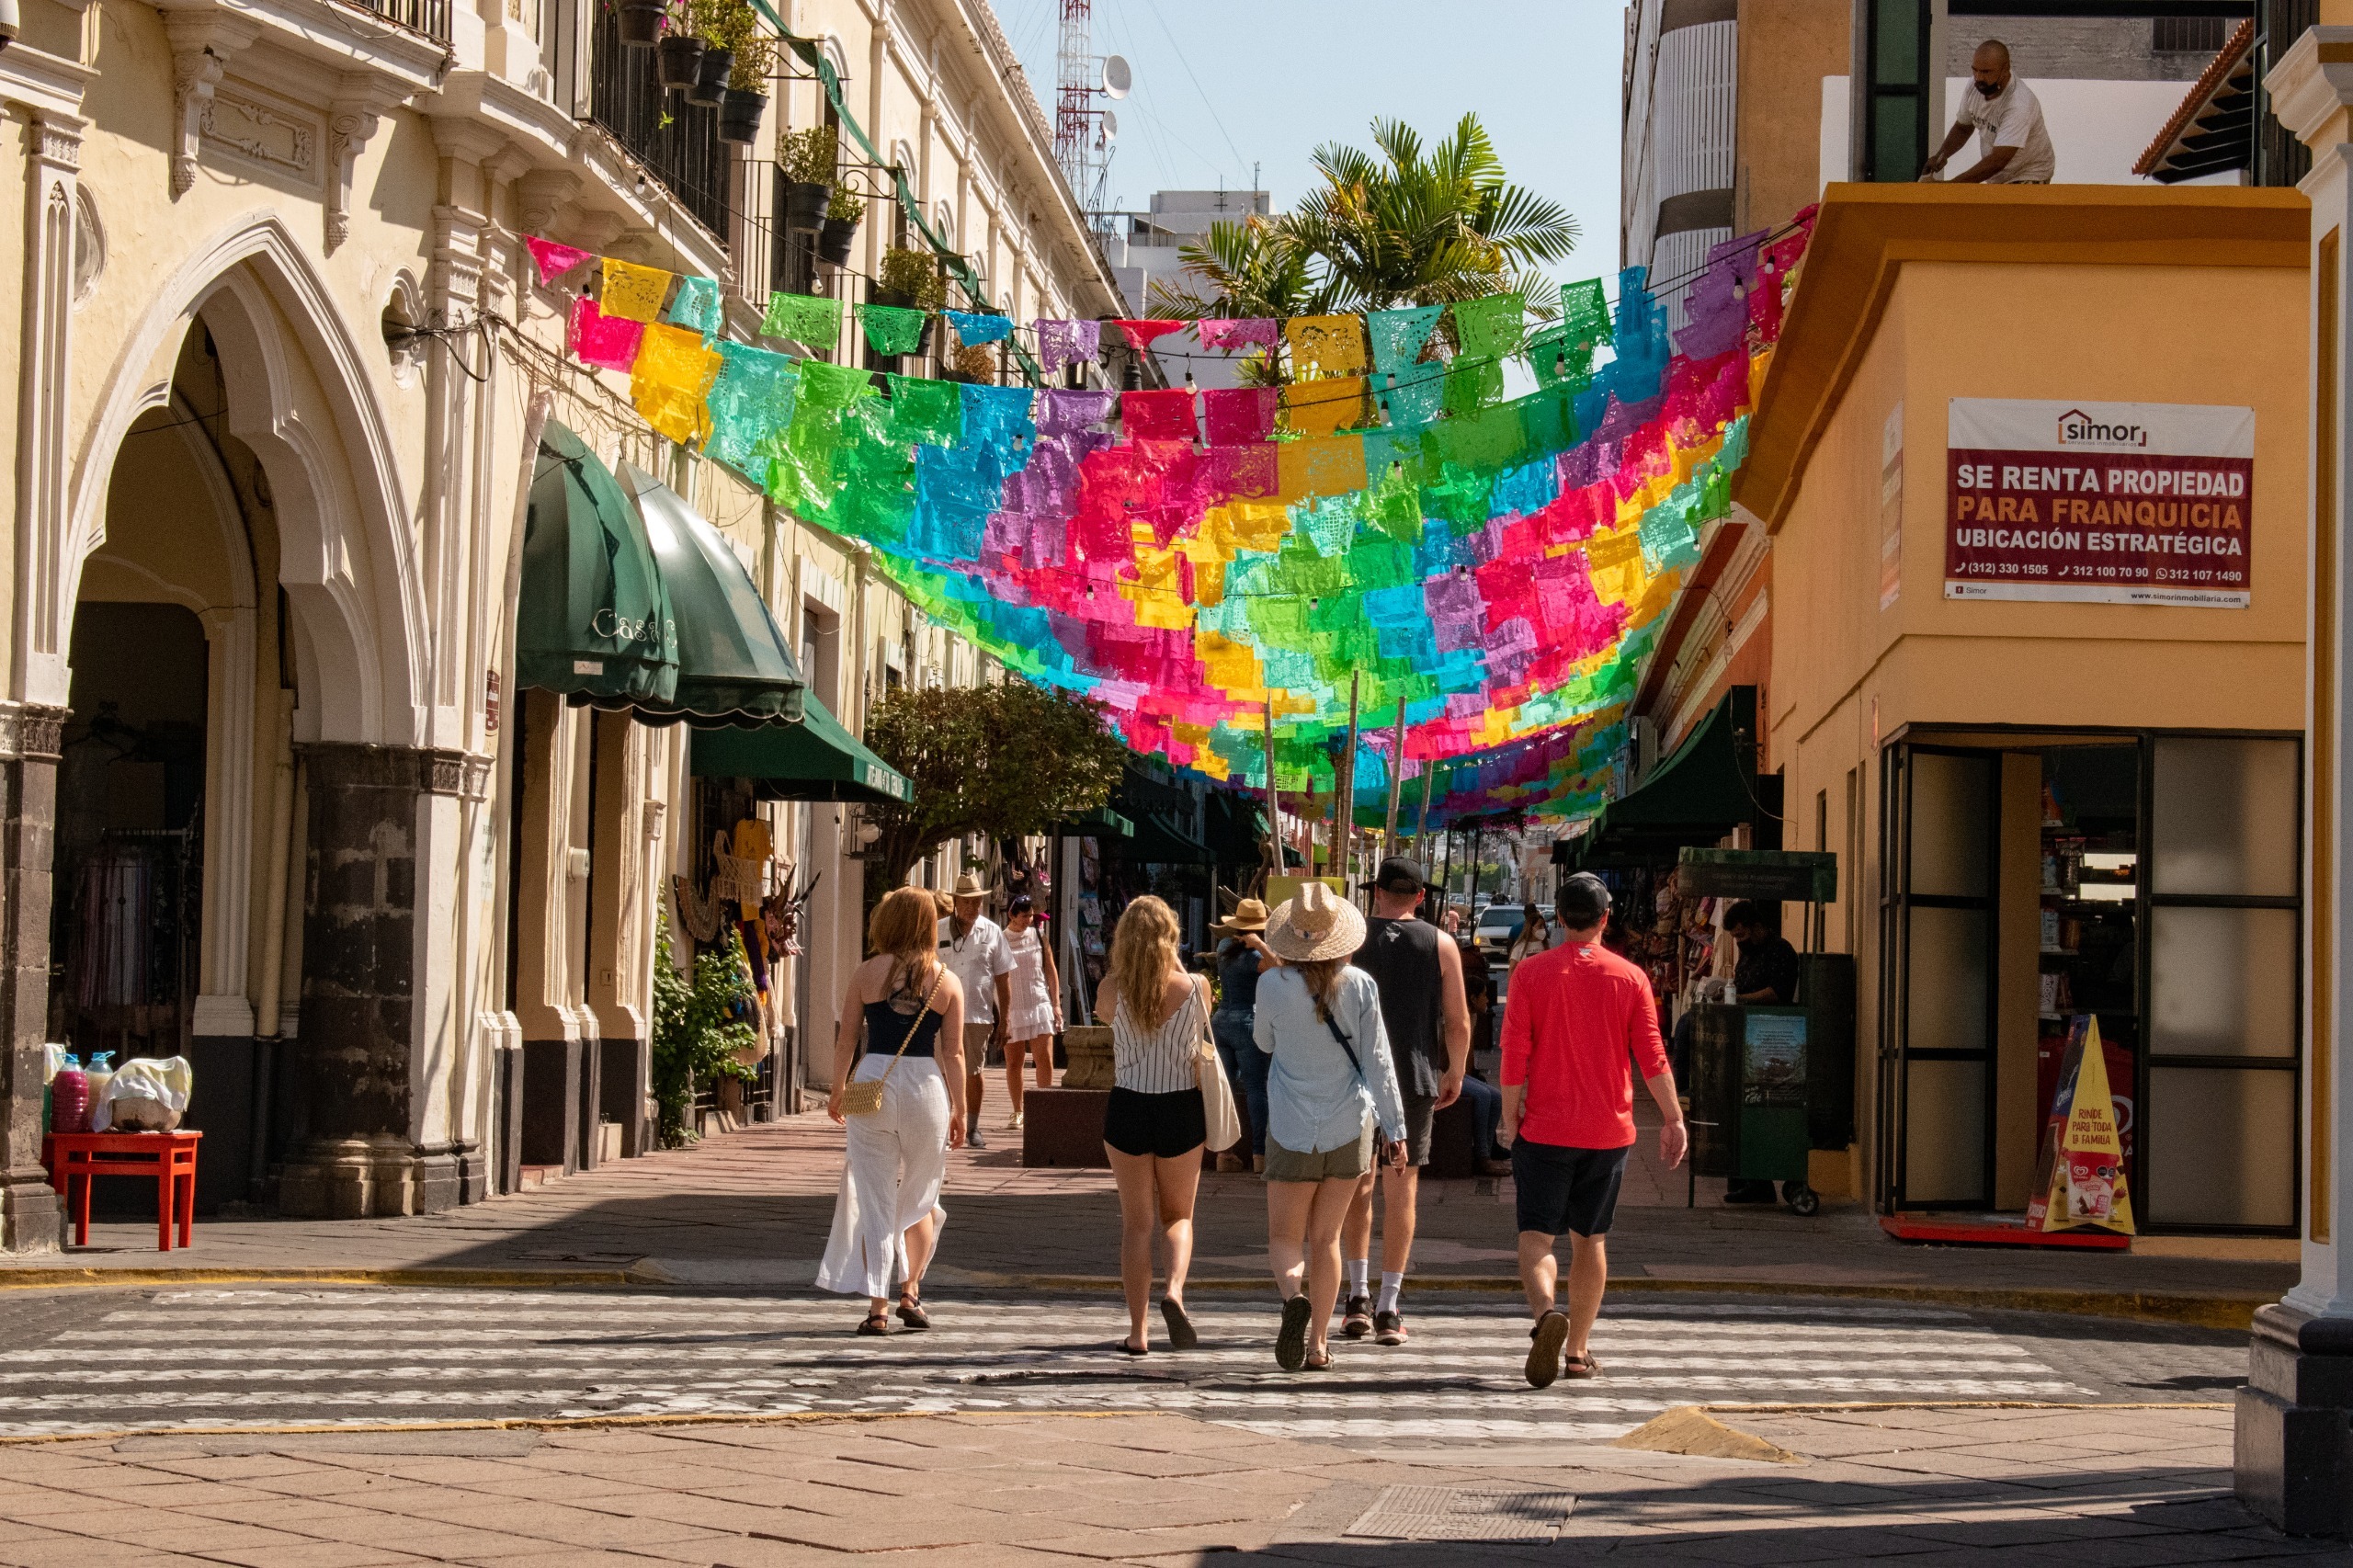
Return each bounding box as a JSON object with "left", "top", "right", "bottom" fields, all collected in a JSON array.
[
  {"left": 840, "top": 967, "right": 944, "bottom": 1117},
  {"left": 1321, "top": 1006, "right": 1392, "bottom": 1155}
]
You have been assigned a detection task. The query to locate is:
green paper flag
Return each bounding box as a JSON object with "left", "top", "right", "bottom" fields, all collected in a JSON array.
[
  {"left": 858, "top": 302, "right": 929, "bottom": 357},
  {"left": 761, "top": 290, "right": 843, "bottom": 347}
]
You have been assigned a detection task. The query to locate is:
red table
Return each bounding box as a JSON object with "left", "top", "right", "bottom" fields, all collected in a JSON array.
[{"left": 41, "top": 1131, "right": 201, "bottom": 1250}]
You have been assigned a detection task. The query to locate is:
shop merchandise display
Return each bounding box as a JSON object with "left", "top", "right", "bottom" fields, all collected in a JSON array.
[{"left": 526, "top": 213, "right": 1817, "bottom": 826}]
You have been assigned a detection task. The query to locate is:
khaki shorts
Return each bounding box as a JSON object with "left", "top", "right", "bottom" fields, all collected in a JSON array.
[
  {"left": 960, "top": 1022, "right": 1001, "bottom": 1071},
  {"left": 1264, "top": 1125, "right": 1373, "bottom": 1184}
]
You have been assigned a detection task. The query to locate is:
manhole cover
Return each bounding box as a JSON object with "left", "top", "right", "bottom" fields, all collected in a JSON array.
[{"left": 1346, "top": 1485, "right": 1576, "bottom": 1542}]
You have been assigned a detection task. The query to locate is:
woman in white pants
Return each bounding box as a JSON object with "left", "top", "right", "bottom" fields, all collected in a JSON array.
[{"left": 819, "top": 886, "right": 968, "bottom": 1335}]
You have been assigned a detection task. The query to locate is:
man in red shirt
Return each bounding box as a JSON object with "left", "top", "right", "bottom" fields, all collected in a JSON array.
[{"left": 1500, "top": 872, "right": 1688, "bottom": 1388}]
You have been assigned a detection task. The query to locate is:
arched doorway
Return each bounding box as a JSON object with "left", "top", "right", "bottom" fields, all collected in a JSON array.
[{"left": 58, "top": 322, "right": 268, "bottom": 1213}]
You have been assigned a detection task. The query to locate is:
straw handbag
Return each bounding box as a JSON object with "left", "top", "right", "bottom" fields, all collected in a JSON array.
[{"left": 840, "top": 969, "right": 943, "bottom": 1118}]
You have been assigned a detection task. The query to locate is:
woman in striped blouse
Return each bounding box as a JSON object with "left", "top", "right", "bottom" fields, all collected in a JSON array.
[{"left": 1092, "top": 896, "right": 1210, "bottom": 1356}]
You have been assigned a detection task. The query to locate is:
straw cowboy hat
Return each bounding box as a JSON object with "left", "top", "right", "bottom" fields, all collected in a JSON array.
[
  {"left": 1264, "top": 881, "right": 1366, "bottom": 963},
  {"left": 951, "top": 870, "right": 988, "bottom": 898},
  {"left": 1211, "top": 898, "right": 1270, "bottom": 936}
]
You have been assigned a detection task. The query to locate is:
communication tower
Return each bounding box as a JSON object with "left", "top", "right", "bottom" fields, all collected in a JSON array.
[{"left": 1052, "top": 0, "right": 1127, "bottom": 221}]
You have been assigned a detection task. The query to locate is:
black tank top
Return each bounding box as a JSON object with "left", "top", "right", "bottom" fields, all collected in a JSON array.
[{"left": 1353, "top": 915, "right": 1443, "bottom": 1094}]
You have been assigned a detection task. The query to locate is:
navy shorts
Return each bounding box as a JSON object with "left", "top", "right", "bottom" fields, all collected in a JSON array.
[{"left": 1512, "top": 1139, "right": 1629, "bottom": 1238}]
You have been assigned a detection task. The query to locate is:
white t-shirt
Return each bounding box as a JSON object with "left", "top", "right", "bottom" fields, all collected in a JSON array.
[
  {"left": 1952, "top": 78, "right": 2055, "bottom": 184},
  {"left": 938, "top": 914, "right": 1015, "bottom": 1026}
]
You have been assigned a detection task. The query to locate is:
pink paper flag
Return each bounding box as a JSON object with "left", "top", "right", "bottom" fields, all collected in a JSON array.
[
  {"left": 527, "top": 235, "right": 596, "bottom": 286},
  {"left": 1121, "top": 389, "right": 1198, "bottom": 442},
  {"left": 1113, "top": 318, "right": 1186, "bottom": 351},
  {"left": 569, "top": 296, "right": 645, "bottom": 373}
]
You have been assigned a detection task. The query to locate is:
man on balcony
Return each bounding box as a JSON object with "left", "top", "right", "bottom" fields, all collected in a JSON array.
[{"left": 1921, "top": 40, "right": 2056, "bottom": 186}]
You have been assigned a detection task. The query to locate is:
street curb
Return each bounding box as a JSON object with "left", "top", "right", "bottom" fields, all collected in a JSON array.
[{"left": 0, "top": 1264, "right": 2267, "bottom": 1326}]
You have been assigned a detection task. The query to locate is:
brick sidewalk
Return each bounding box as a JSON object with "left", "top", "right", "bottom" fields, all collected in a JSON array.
[
  {"left": 0, "top": 1109, "right": 2292, "bottom": 1317},
  {"left": 0, "top": 1403, "right": 2329, "bottom": 1566}
]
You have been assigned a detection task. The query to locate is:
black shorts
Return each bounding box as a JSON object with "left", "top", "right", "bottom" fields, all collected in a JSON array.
[
  {"left": 1103, "top": 1086, "right": 1206, "bottom": 1159},
  {"left": 1512, "top": 1139, "right": 1629, "bottom": 1238}
]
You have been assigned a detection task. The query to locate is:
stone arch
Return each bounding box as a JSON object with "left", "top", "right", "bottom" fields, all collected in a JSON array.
[{"left": 62, "top": 210, "right": 425, "bottom": 747}]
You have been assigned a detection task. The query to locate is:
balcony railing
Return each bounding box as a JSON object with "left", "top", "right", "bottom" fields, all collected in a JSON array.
[
  {"left": 336, "top": 0, "right": 452, "bottom": 42},
  {"left": 588, "top": 6, "right": 731, "bottom": 241}
]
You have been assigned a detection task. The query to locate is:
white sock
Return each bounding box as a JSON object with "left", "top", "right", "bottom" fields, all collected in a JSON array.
[
  {"left": 1344, "top": 1258, "right": 1370, "bottom": 1297},
  {"left": 1376, "top": 1272, "right": 1404, "bottom": 1315}
]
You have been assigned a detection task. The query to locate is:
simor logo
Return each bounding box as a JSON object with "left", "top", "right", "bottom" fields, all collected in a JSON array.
[{"left": 2054, "top": 408, "right": 2148, "bottom": 449}]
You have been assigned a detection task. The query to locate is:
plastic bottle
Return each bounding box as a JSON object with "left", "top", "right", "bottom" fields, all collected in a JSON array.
[
  {"left": 84, "top": 1052, "right": 114, "bottom": 1129},
  {"left": 50, "top": 1054, "right": 88, "bottom": 1135}
]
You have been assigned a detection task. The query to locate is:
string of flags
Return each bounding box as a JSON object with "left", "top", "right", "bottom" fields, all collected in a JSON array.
[{"left": 520, "top": 210, "right": 1816, "bottom": 824}]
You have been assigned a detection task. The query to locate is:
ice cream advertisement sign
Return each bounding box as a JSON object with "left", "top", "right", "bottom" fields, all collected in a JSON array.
[{"left": 2027, "top": 1014, "right": 2137, "bottom": 1235}]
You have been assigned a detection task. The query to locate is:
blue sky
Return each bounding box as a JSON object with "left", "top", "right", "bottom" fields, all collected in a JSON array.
[{"left": 989, "top": 0, "right": 1628, "bottom": 290}]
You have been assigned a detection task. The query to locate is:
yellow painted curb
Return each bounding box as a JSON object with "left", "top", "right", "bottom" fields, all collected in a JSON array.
[{"left": 0, "top": 1265, "right": 2266, "bottom": 1328}]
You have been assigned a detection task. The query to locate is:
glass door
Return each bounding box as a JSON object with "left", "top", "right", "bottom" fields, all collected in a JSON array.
[{"left": 1880, "top": 744, "right": 2001, "bottom": 1210}]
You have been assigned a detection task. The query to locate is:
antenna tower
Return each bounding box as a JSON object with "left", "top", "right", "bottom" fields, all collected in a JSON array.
[{"left": 1053, "top": 0, "right": 1112, "bottom": 219}]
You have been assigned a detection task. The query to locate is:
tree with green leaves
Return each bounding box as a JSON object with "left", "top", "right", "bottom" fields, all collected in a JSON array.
[
  {"left": 860, "top": 678, "right": 1131, "bottom": 892},
  {"left": 1147, "top": 217, "right": 1324, "bottom": 386}
]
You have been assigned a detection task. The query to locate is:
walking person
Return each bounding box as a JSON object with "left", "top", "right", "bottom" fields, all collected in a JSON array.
[
  {"left": 999, "top": 894, "right": 1062, "bottom": 1131},
  {"left": 1209, "top": 899, "right": 1277, "bottom": 1174},
  {"left": 1255, "top": 882, "right": 1408, "bottom": 1371},
  {"left": 938, "top": 871, "right": 1014, "bottom": 1149},
  {"left": 1340, "top": 857, "right": 1471, "bottom": 1346},
  {"left": 1504, "top": 903, "right": 1554, "bottom": 970},
  {"left": 818, "top": 886, "right": 968, "bottom": 1335},
  {"left": 1095, "top": 895, "right": 1211, "bottom": 1356},
  {"left": 1500, "top": 873, "right": 1688, "bottom": 1388}
]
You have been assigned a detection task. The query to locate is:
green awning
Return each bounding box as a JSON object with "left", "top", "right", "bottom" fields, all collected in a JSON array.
[
  {"left": 1574, "top": 687, "right": 1761, "bottom": 869},
  {"left": 620, "top": 464, "right": 804, "bottom": 728},
  {"left": 689, "top": 691, "right": 911, "bottom": 803},
  {"left": 1114, "top": 809, "right": 1215, "bottom": 864},
  {"left": 517, "top": 423, "right": 677, "bottom": 707},
  {"left": 1052, "top": 806, "right": 1133, "bottom": 837}
]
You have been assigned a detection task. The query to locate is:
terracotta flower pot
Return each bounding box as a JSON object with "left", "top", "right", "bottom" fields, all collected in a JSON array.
[
  {"left": 782, "top": 178, "right": 828, "bottom": 232},
  {"left": 616, "top": 0, "right": 664, "bottom": 47},
  {"left": 816, "top": 215, "right": 858, "bottom": 267},
  {"left": 655, "top": 33, "right": 704, "bottom": 91},
  {"left": 688, "top": 46, "right": 732, "bottom": 108},
  {"left": 717, "top": 88, "right": 767, "bottom": 146}
]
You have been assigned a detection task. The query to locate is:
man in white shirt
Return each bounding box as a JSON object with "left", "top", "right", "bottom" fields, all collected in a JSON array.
[
  {"left": 938, "top": 870, "right": 1014, "bottom": 1148},
  {"left": 1922, "top": 40, "right": 2055, "bottom": 186}
]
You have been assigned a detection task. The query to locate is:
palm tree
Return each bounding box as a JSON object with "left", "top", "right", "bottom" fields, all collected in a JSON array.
[
  {"left": 1146, "top": 214, "right": 1325, "bottom": 387},
  {"left": 1286, "top": 114, "right": 1580, "bottom": 313}
]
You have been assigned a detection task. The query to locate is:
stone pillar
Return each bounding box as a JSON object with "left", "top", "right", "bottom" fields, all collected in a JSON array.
[
  {"left": 277, "top": 744, "right": 477, "bottom": 1219},
  {"left": 2242, "top": 28, "right": 2353, "bottom": 1539},
  {"left": 0, "top": 707, "right": 63, "bottom": 1253}
]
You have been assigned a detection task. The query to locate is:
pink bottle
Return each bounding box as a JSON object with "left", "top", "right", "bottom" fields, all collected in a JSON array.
[{"left": 50, "top": 1055, "right": 89, "bottom": 1134}]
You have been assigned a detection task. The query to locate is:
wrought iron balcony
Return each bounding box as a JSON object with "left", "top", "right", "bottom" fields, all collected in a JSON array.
[
  {"left": 587, "top": 6, "right": 730, "bottom": 241},
  {"left": 335, "top": 0, "right": 452, "bottom": 43}
]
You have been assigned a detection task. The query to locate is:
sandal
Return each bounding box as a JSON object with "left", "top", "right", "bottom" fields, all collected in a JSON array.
[
  {"left": 1525, "top": 1309, "right": 1568, "bottom": 1389},
  {"left": 858, "top": 1311, "right": 892, "bottom": 1337},
  {"left": 1562, "top": 1351, "right": 1601, "bottom": 1380},
  {"left": 1113, "top": 1337, "right": 1149, "bottom": 1357},
  {"left": 896, "top": 1293, "right": 930, "bottom": 1331},
  {"left": 1275, "top": 1295, "right": 1312, "bottom": 1371},
  {"left": 1160, "top": 1297, "right": 1199, "bottom": 1351},
  {"left": 1302, "top": 1349, "right": 1333, "bottom": 1371}
]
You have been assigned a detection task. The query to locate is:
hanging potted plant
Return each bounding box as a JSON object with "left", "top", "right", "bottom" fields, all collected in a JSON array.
[
  {"left": 615, "top": 0, "right": 666, "bottom": 48},
  {"left": 778, "top": 125, "right": 835, "bottom": 230},
  {"left": 686, "top": 0, "right": 734, "bottom": 108},
  {"left": 817, "top": 187, "right": 863, "bottom": 267},
  {"left": 654, "top": 0, "right": 704, "bottom": 90},
  {"left": 870, "top": 244, "right": 945, "bottom": 358},
  {"left": 718, "top": 34, "right": 774, "bottom": 144}
]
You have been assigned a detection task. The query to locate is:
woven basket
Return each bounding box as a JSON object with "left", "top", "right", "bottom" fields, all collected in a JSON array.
[
  {"left": 1061, "top": 1025, "right": 1115, "bottom": 1090},
  {"left": 710, "top": 831, "right": 768, "bottom": 905}
]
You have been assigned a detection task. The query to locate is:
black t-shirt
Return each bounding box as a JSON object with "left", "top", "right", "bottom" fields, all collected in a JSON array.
[
  {"left": 1734, "top": 935, "right": 1802, "bottom": 1006},
  {"left": 1353, "top": 915, "right": 1444, "bottom": 1096}
]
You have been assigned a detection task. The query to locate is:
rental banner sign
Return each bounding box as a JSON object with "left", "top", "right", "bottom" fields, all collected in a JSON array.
[{"left": 1945, "top": 399, "right": 2255, "bottom": 608}]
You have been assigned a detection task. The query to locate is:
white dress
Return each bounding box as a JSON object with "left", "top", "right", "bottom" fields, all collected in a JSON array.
[
  {"left": 1003, "top": 925, "right": 1057, "bottom": 1040},
  {"left": 816, "top": 1000, "right": 952, "bottom": 1300}
]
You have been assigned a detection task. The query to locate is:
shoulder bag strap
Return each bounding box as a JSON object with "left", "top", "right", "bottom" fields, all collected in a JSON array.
[
  {"left": 1321, "top": 1007, "right": 1368, "bottom": 1089},
  {"left": 872, "top": 967, "right": 945, "bottom": 1088}
]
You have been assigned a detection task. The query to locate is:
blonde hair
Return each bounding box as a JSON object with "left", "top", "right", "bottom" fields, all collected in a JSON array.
[
  {"left": 1106, "top": 895, "right": 1181, "bottom": 1026},
  {"left": 869, "top": 886, "right": 939, "bottom": 967},
  {"left": 1293, "top": 956, "right": 1349, "bottom": 1022}
]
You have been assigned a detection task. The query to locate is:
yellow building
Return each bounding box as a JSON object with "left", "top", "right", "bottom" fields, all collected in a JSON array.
[{"left": 1737, "top": 183, "right": 2310, "bottom": 1231}]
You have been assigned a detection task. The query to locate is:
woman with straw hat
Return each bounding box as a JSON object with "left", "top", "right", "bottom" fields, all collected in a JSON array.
[
  {"left": 1208, "top": 898, "right": 1276, "bottom": 1174},
  {"left": 1254, "top": 881, "right": 1408, "bottom": 1371}
]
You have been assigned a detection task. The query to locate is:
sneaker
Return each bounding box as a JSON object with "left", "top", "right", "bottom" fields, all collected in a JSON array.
[
  {"left": 1373, "top": 1309, "right": 1407, "bottom": 1346},
  {"left": 1215, "top": 1152, "right": 1246, "bottom": 1173},
  {"left": 1276, "top": 1295, "right": 1313, "bottom": 1371},
  {"left": 966, "top": 1125, "right": 987, "bottom": 1149},
  {"left": 1006, "top": 1111, "right": 1025, "bottom": 1131},
  {"left": 1341, "top": 1295, "right": 1373, "bottom": 1338}
]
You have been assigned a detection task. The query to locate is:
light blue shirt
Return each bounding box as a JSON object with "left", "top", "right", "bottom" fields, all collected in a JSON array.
[{"left": 1253, "top": 966, "right": 1408, "bottom": 1153}]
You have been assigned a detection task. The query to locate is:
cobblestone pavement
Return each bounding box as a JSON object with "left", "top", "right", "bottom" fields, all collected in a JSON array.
[
  {"left": 0, "top": 1286, "right": 2245, "bottom": 1442},
  {"left": 0, "top": 1111, "right": 2293, "bottom": 1315},
  {"left": 0, "top": 1403, "right": 2335, "bottom": 1566}
]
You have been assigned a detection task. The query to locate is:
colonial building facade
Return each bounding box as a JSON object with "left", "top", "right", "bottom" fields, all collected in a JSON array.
[{"left": 0, "top": 0, "right": 1120, "bottom": 1249}]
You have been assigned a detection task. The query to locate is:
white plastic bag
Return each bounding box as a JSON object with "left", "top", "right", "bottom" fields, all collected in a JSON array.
[{"left": 92, "top": 1056, "right": 191, "bottom": 1132}]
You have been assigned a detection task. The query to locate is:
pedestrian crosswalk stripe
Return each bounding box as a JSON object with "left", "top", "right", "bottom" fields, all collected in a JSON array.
[{"left": 0, "top": 1288, "right": 2094, "bottom": 1444}]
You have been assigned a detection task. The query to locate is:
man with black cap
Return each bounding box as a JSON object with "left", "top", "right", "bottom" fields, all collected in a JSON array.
[
  {"left": 1501, "top": 871, "right": 1687, "bottom": 1389},
  {"left": 1342, "top": 855, "right": 1471, "bottom": 1346}
]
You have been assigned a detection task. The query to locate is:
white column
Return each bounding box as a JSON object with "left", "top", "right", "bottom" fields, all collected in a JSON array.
[
  {"left": 12, "top": 109, "right": 78, "bottom": 710},
  {"left": 190, "top": 605, "right": 256, "bottom": 1040}
]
